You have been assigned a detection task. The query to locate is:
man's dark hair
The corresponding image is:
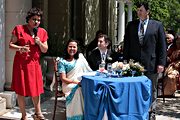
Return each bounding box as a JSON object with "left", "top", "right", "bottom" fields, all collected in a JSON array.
[
  {"left": 97, "top": 34, "right": 112, "bottom": 49},
  {"left": 95, "top": 30, "right": 104, "bottom": 37},
  {"left": 136, "top": 2, "right": 149, "bottom": 11},
  {"left": 26, "top": 7, "right": 43, "bottom": 23}
]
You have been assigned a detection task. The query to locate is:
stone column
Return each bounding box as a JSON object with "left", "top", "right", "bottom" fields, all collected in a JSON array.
[
  {"left": 84, "top": 0, "right": 100, "bottom": 45},
  {"left": 117, "top": 0, "right": 125, "bottom": 43},
  {"left": 107, "top": 0, "right": 117, "bottom": 46},
  {"left": 0, "top": 0, "right": 5, "bottom": 92},
  {"left": 127, "top": 1, "right": 132, "bottom": 22},
  {"left": 5, "top": 0, "right": 32, "bottom": 90}
]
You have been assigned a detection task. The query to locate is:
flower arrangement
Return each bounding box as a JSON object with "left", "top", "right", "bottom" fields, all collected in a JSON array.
[{"left": 112, "top": 59, "right": 145, "bottom": 77}]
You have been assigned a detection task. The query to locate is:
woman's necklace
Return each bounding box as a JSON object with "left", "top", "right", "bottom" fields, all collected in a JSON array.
[{"left": 27, "top": 25, "right": 35, "bottom": 38}]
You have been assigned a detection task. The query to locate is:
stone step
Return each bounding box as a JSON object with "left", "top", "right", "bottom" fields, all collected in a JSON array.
[
  {"left": 0, "top": 97, "right": 6, "bottom": 116},
  {"left": 0, "top": 91, "right": 16, "bottom": 109}
]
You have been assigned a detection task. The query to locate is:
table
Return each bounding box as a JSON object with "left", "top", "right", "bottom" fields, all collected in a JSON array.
[{"left": 81, "top": 75, "right": 152, "bottom": 120}]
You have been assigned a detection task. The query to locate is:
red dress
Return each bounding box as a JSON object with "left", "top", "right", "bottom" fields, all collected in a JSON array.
[{"left": 11, "top": 25, "right": 48, "bottom": 97}]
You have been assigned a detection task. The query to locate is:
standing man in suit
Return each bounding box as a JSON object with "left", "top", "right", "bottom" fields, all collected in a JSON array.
[
  {"left": 123, "top": 2, "right": 167, "bottom": 120},
  {"left": 87, "top": 34, "right": 114, "bottom": 71}
]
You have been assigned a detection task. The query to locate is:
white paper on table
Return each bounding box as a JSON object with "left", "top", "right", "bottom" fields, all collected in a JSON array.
[{"left": 81, "top": 71, "right": 97, "bottom": 76}]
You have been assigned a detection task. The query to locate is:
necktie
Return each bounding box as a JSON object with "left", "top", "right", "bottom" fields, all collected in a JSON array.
[
  {"left": 140, "top": 21, "right": 145, "bottom": 34},
  {"left": 139, "top": 21, "right": 145, "bottom": 45},
  {"left": 101, "top": 53, "right": 106, "bottom": 62}
]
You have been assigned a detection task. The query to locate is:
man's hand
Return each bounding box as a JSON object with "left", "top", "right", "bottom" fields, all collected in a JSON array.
[{"left": 157, "top": 65, "right": 164, "bottom": 73}]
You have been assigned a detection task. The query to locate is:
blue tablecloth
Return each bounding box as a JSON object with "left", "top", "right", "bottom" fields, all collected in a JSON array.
[{"left": 81, "top": 75, "right": 152, "bottom": 120}]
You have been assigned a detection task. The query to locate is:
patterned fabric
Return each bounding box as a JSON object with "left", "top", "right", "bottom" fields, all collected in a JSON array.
[
  {"left": 58, "top": 58, "right": 76, "bottom": 74},
  {"left": 138, "top": 21, "right": 145, "bottom": 45},
  {"left": 58, "top": 53, "right": 92, "bottom": 119}
]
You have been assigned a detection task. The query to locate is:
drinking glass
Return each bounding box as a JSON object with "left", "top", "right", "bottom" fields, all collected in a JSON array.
[
  {"left": 25, "top": 41, "right": 31, "bottom": 57},
  {"left": 131, "top": 70, "right": 136, "bottom": 77},
  {"left": 107, "top": 63, "right": 112, "bottom": 77},
  {"left": 123, "top": 60, "right": 127, "bottom": 64},
  {"left": 99, "top": 63, "right": 105, "bottom": 73},
  {"left": 117, "top": 69, "right": 123, "bottom": 78}
]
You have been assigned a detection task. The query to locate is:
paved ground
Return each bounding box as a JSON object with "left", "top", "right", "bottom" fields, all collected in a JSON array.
[
  {"left": 0, "top": 91, "right": 180, "bottom": 120},
  {"left": 156, "top": 94, "right": 180, "bottom": 120}
]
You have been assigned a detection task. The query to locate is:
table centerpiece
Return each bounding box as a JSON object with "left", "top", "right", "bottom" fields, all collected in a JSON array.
[{"left": 112, "top": 59, "right": 145, "bottom": 77}]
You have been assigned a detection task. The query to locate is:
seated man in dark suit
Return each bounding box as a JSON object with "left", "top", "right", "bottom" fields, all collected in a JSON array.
[{"left": 87, "top": 34, "right": 115, "bottom": 71}]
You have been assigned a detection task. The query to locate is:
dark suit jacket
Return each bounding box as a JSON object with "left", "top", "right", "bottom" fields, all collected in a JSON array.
[
  {"left": 86, "top": 39, "right": 98, "bottom": 59},
  {"left": 87, "top": 48, "right": 115, "bottom": 71},
  {"left": 123, "top": 19, "right": 167, "bottom": 73}
]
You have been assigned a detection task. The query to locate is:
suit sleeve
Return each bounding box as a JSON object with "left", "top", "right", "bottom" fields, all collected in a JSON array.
[
  {"left": 87, "top": 53, "right": 94, "bottom": 70},
  {"left": 157, "top": 22, "right": 167, "bottom": 66},
  {"left": 123, "top": 22, "right": 130, "bottom": 60}
]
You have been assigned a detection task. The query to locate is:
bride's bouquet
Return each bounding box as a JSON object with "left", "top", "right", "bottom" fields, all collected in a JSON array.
[{"left": 112, "top": 59, "right": 145, "bottom": 77}]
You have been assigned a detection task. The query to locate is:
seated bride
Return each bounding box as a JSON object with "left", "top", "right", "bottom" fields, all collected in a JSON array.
[{"left": 58, "top": 39, "right": 92, "bottom": 119}]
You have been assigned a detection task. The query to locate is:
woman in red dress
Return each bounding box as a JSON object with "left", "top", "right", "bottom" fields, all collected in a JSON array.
[{"left": 9, "top": 7, "right": 48, "bottom": 120}]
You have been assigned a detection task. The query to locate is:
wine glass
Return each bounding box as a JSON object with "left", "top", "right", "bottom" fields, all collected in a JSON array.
[
  {"left": 25, "top": 41, "right": 31, "bottom": 57},
  {"left": 107, "top": 63, "right": 112, "bottom": 77},
  {"left": 117, "top": 69, "right": 123, "bottom": 78},
  {"left": 123, "top": 60, "right": 127, "bottom": 64},
  {"left": 131, "top": 70, "right": 136, "bottom": 77}
]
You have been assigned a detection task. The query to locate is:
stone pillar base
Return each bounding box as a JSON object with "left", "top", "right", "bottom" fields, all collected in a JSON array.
[
  {"left": 0, "top": 97, "right": 6, "bottom": 115},
  {"left": 0, "top": 91, "right": 16, "bottom": 109}
]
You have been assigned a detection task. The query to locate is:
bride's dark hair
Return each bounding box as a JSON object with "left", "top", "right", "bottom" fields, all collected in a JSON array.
[{"left": 63, "top": 39, "right": 79, "bottom": 60}]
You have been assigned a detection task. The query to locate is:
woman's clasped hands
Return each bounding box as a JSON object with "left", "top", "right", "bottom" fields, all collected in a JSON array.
[{"left": 19, "top": 45, "right": 30, "bottom": 54}]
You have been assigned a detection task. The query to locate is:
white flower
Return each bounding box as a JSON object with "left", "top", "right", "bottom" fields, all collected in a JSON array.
[
  {"left": 122, "top": 64, "right": 130, "bottom": 70},
  {"left": 112, "top": 60, "right": 145, "bottom": 77},
  {"left": 112, "top": 61, "right": 119, "bottom": 69}
]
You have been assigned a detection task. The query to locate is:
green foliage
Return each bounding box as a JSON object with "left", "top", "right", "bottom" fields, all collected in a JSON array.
[{"left": 130, "top": 0, "right": 180, "bottom": 32}]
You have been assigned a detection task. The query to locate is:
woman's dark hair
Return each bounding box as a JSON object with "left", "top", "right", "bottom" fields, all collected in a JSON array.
[
  {"left": 26, "top": 7, "right": 43, "bottom": 23},
  {"left": 63, "top": 39, "right": 80, "bottom": 60}
]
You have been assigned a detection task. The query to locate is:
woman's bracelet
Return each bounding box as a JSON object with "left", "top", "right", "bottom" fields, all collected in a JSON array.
[
  {"left": 18, "top": 48, "right": 21, "bottom": 51},
  {"left": 18, "top": 47, "right": 25, "bottom": 52},
  {"left": 18, "top": 47, "right": 22, "bottom": 52}
]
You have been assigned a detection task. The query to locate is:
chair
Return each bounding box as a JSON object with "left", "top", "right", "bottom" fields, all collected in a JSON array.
[
  {"left": 157, "top": 71, "right": 179, "bottom": 103},
  {"left": 157, "top": 74, "right": 165, "bottom": 102},
  {"left": 52, "top": 57, "right": 65, "bottom": 120}
]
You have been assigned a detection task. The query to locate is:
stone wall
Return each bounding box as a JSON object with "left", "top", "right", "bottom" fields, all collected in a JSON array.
[
  {"left": 47, "top": 0, "right": 70, "bottom": 57},
  {"left": 5, "top": 0, "right": 32, "bottom": 89},
  {"left": 84, "top": 0, "right": 116, "bottom": 45},
  {"left": 0, "top": 0, "right": 5, "bottom": 92}
]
